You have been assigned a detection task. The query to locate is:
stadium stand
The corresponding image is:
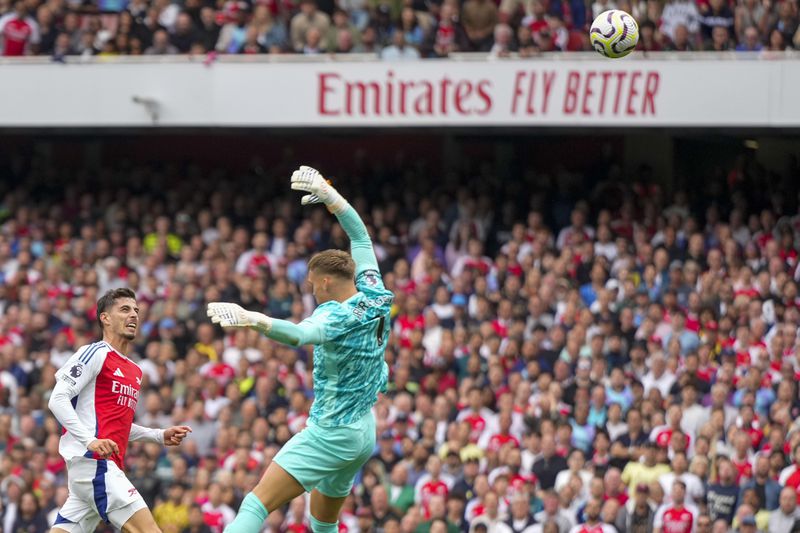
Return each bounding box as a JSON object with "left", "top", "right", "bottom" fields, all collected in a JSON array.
[
  {"left": 0, "top": 143, "right": 800, "bottom": 533},
  {"left": 0, "top": 0, "right": 798, "bottom": 57}
]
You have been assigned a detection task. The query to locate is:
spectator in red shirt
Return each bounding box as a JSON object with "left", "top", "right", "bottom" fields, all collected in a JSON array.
[
  {"left": 0, "top": 0, "right": 41, "bottom": 56},
  {"left": 414, "top": 455, "right": 453, "bottom": 517},
  {"left": 654, "top": 480, "right": 697, "bottom": 533},
  {"left": 571, "top": 497, "right": 616, "bottom": 533},
  {"left": 485, "top": 411, "right": 520, "bottom": 453}
]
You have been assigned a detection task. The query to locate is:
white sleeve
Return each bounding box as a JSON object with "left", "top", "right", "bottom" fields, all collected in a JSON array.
[
  {"left": 413, "top": 475, "right": 428, "bottom": 505},
  {"left": 129, "top": 423, "right": 164, "bottom": 444},
  {"left": 0, "top": 13, "right": 11, "bottom": 33},
  {"left": 28, "top": 18, "right": 40, "bottom": 44},
  {"left": 653, "top": 505, "right": 665, "bottom": 529},
  {"left": 48, "top": 345, "right": 105, "bottom": 448}
]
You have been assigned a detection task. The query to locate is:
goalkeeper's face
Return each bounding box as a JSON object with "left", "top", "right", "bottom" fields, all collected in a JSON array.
[{"left": 308, "top": 270, "right": 332, "bottom": 304}]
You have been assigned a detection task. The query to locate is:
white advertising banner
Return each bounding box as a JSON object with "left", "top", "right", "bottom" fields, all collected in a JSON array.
[{"left": 0, "top": 57, "right": 797, "bottom": 127}]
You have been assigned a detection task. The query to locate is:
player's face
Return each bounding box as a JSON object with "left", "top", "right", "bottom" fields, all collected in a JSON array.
[
  {"left": 103, "top": 297, "right": 139, "bottom": 340},
  {"left": 307, "top": 270, "right": 330, "bottom": 304}
]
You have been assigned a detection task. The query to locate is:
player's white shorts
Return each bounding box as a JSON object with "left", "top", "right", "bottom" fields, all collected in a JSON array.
[{"left": 53, "top": 457, "right": 147, "bottom": 532}]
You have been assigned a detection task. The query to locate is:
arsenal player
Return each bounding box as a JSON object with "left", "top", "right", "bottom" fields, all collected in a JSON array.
[{"left": 49, "top": 288, "right": 191, "bottom": 533}]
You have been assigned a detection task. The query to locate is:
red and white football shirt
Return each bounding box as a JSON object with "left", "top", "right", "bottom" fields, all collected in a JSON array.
[
  {"left": 654, "top": 505, "right": 696, "bottom": 533},
  {"left": 53, "top": 341, "right": 144, "bottom": 469},
  {"left": 0, "top": 13, "right": 40, "bottom": 56}
]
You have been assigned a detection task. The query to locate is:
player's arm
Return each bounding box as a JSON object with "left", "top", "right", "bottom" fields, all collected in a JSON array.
[
  {"left": 49, "top": 346, "right": 118, "bottom": 458},
  {"left": 207, "top": 302, "right": 327, "bottom": 347},
  {"left": 290, "top": 165, "right": 379, "bottom": 275},
  {"left": 129, "top": 423, "right": 191, "bottom": 446}
]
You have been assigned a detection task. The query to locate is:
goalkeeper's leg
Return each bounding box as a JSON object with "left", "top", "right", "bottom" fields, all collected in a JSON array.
[
  {"left": 309, "top": 490, "right": 347, "bottom": 533},
  {"left": 224, "top": 462, "right": 304, "bottom": 533}
]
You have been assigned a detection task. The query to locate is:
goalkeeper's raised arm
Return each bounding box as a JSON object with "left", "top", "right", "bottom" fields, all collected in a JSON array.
[
  {"left": 207, "top": 165, "right": 388, "bottom": 349},
  {"left": 290, "top": 165, "right": 379, "bottom": 276}
]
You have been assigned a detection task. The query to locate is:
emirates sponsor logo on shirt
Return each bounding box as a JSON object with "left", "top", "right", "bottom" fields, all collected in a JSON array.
[{"left": 112, "top": 380, "right": 139, "bottom": 410}]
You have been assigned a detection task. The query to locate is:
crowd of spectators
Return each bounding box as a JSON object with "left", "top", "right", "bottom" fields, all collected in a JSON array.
[
  {"left": 0, "top": 0, "right": 799, "bottom": 58},
  {"left": 0, "top": 144, "right": 799, "bottom": 533}
]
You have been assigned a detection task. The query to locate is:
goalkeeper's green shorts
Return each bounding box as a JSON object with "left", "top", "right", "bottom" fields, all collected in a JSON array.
[{"left": 273, "top": 410, "right": 376, "bottom": 498}]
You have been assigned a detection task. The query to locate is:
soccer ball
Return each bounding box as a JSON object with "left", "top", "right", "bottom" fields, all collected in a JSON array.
[{"left": 590, "top": 10, "right": 639, "bottom": 58}]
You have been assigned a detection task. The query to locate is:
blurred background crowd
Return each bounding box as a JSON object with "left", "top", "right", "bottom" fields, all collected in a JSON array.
[
  {"left": 0, "top": 0, "right": 799, "bottom": 59},
  {"left": 0, "top": 139, "right": 799, "bottom": 533}
]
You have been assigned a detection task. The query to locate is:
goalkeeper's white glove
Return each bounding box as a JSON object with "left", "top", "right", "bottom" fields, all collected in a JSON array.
[
  {"left": 290, "top": 165, "right": 348, "bottom": 214},
  {"left": 206, "top": 302, "right": 272, "bottom": 334}
]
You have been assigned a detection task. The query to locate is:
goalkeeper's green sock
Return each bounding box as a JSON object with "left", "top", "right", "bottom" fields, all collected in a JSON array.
[
  {"left": 310, "top": 515, "right": 338, "bottom": 533},
  {"left": 224, "top": 492, "right": 269, "bottom": 533}
]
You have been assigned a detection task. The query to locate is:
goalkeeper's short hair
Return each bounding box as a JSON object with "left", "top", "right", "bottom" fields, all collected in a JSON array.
[{"left": 309, "top": 250, "right": 355, "bottom": 280}]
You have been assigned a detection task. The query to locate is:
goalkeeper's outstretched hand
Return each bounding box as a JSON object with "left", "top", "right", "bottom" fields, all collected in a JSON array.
[
  {"left": 290, "top": 165, "right": 347, "bottom": 213},
  {"left": 207, "top": 302, "right": 272, "bottom": 333}
]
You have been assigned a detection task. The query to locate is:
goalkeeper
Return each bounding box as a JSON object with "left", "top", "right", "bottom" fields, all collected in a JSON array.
[{"left": 207, "top": 166, "right": 394, "bottom": 533}]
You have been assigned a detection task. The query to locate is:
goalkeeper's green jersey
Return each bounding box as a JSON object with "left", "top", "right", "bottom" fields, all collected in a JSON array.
[
  {"left": 303, "top": 267, "right": 393, "bottom": 427},
  {"left": 261, "top": 205, "right": 394, "bottom": 427}
]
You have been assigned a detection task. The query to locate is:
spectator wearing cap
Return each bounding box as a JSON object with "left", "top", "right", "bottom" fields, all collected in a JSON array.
[
  {"left": 615, "top": 482, "right": 655, "bottom": 533},
  {"left": 376, "top": 430, "right": 401, "bottom": 471},
  {"left": 289, "top": 0, "right": 330, "bottom": 52},
  {"left": 452, "top": 453, "right": 481, "bottom": 504},
  {"left": 734, "top": 513, "right": 759, "bottom": 533}
]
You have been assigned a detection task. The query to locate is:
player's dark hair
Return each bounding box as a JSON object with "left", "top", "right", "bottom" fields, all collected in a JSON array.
[
  {"left": 308, "top": 249, "right": 355, "bottom": 280},
  {"left": 96, "top": 288, "right": 137, "bottom": 329}
]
